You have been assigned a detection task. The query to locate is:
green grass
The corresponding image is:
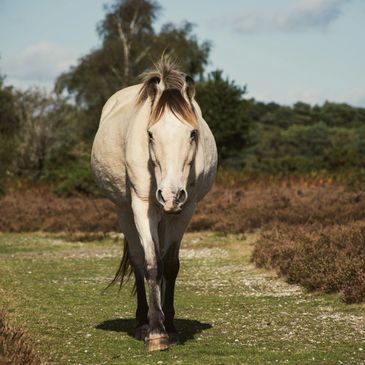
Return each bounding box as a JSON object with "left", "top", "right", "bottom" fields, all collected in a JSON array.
[{"left": 0, "top": 231, "right": 365, "bottom": 365}]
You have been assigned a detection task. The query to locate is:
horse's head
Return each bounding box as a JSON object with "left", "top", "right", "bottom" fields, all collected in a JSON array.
[
  {"left": 148, "top": 106, "right": 198, "bottom": 213},
  {"left": 139, "top": 67, "right": 198, "bottom": 213}
]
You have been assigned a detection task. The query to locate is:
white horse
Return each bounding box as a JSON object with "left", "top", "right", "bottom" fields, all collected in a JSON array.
[{"left": 91, "top": 57, "right": 217, "bottom": 351}]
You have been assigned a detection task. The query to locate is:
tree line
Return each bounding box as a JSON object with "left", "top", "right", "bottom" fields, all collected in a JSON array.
[{"left": 1, "top": 0, "right": 365, "bottom": 195}]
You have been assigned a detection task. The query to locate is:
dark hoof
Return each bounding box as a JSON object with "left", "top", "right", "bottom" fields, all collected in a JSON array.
[
  {"left": 168, "top": 331, "right": 180, "bottom": 344},
  {"left": 134, "top": 324, "right": 149, "bottom": 341},
  {"left": 146, "top": 335, "right": 169, "bottom": 352}
]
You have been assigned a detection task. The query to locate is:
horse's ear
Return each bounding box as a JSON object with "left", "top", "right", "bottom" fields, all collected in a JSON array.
[
  {"left": 146, "top": 76, "right": 161, "bottom": 103},
  {"left": 185, "top": 75, "right": 195, "bottom": 101}
]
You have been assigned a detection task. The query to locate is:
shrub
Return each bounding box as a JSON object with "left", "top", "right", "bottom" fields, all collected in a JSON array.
[
  {"left": 52, "top": 156, "right": 99, "bottom": 197},
  {"left": 252, "top": 223, "right": 365, "bottom": 303},
  {"left": 196, "top": 70, "right": 251, "bottom": 167}
]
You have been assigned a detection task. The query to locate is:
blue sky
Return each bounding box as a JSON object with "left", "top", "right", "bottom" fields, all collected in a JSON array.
[{"left": 1, "top": 0, "right": 364, "bottom": 106}]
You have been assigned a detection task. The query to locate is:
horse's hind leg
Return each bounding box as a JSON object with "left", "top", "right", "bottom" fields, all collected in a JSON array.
[{"left": 117, "top": 206, "right": 149, "bottom": 340}]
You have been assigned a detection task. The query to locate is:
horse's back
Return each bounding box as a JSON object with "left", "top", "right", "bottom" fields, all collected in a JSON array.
[
  {"left": 193, "top": 102, "right": 218, "bottom": 202},
  {"left": 91, "top": 84, "right": 142, "bottom": 205},
  {"left": 99, "top": 84, "right": 142, "bottom": 127}
]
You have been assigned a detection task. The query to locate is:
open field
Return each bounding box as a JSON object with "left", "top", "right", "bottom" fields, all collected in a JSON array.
[
  {"left": 1, "top": 231, "right": 365, "bottom": 365},
  {"left": 2, "top": 181, "right": 365, "bottom": 304}
]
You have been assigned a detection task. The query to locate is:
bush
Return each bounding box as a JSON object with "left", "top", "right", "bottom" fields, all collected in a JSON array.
[
  {"left": 51, "top": 156, "right": 99, "bottom": 197},
  {"left": 252, "top": 223, "right": 365, "bottom": 303}
]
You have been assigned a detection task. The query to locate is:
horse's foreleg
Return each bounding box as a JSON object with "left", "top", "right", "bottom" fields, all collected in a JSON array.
[
  {"left": 133, "top": 268, "right": 149, "bottom": 340},
  {"left": 162, "top": 243, "right": 180, "bottom": 342},
  {"left": 131, "top": 196, "right": 168, "bottom": 351},
  {"left": 160, "top": 202, "right": 196, "bottom": 343}
]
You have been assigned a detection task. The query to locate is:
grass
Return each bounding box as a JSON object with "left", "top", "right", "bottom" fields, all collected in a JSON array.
[{"left": 1, "top": 232, "right": 365, "bottom": 365}]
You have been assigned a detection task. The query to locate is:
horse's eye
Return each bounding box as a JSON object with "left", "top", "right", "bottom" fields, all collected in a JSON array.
[
  {"left": 190, "top": 129, "right": 197, "bottom": 141},
  {"left": 148, "top": 131, "right": 153, "bottom": 141}
]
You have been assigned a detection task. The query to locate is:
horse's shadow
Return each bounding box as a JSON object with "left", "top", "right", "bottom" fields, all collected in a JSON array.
[{"left": 95, "top": 318, "right": 212, "bottom": 345}]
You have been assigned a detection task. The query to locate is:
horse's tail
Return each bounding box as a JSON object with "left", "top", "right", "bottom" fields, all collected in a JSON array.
[{"left": 106, "top": 238, "right": 136, "bottom": 294}]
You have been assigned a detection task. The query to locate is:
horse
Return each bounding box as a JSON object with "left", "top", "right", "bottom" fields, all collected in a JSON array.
[{"left": 91, "top": 57, "right": 217, "bottom": 352}]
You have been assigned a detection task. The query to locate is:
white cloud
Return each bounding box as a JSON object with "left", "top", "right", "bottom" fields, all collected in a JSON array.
[
  {"left": 2, "top": 42, "right": 78, "bottom": 89},
  {"left": 231, "top": 0, "right": 351, "bottom": 34}
]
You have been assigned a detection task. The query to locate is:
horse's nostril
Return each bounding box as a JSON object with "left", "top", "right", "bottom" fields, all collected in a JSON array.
[
  {"left": 156, "top": 189, "right": 165, "bottom": 204},
  {"left": 176, "top": 189, "right": 187, "bottom": 204}
]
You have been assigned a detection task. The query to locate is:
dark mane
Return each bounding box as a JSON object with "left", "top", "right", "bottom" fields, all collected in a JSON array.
[{"left": 137, "top": 56, "right": 197, "bottom": 127}]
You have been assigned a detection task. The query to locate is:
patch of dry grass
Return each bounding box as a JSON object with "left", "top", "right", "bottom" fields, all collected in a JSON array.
[
  {"left": 1, "top": 181, "right": 365, "bottom": 233},
  {"left": 0, "top": 310, "right": 41, "bottom": 365},
  {"left": 192, "top": 182, "right": 365, "bottom": 232},
  {"left": 0, "top": 186, "right": 117, "bottom": 232}
]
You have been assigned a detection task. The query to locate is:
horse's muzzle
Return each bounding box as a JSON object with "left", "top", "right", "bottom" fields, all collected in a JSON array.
[{"left": 156, "top": 188, "right": 188, "bottom": 213}]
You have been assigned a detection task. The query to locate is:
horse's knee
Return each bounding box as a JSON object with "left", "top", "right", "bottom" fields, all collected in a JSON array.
[
  {"left": 145, "top": 261, "right": 163, "bottom": 282},
  {"left": 145, "top": 266, "right": 157, "bottom": 279}
]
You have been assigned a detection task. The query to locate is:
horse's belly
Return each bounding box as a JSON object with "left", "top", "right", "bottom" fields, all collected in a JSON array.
[
  {"left": 91, "top": 154, "right": 128, "bottom": 205},
  {"left": 91, "top": 126, "right": 129, "bottom": 206}
]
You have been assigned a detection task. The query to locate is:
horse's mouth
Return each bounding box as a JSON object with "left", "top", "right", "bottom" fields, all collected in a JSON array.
[{"left": 163, "top": 208, "right": 182, "bottom": 215}]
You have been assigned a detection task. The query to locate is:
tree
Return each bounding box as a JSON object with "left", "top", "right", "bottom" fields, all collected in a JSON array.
[
  {"left": 195, "top": 70, "right": 251, "bottom": 167},
  {"left": 55, "top": 0, "right": 211, "bottom": 139},
  {"left": 0, "top": 75, "right": 19, "bottom": 190},
  {"left": 14, "top": 88, "right": 79, "bottom": 179},
  {"left": 0, "top": 76, "right": 19, "bottom": 136},
  {"left": 97, "top": 0, "right": 160, "bottom": 83}
]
